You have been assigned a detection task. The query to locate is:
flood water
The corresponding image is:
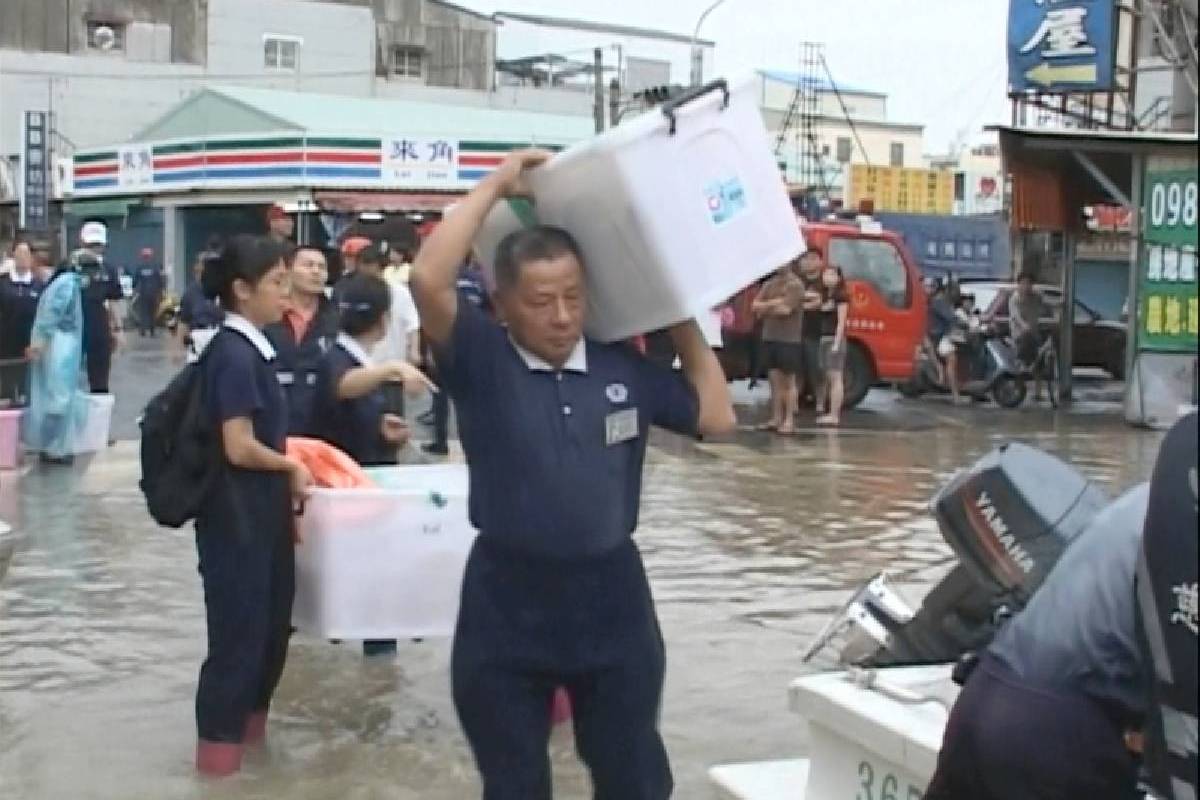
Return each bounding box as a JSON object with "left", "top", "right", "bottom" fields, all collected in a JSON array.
[{"left": 0, "top": 341, "right": 1163, "bottom": 799}]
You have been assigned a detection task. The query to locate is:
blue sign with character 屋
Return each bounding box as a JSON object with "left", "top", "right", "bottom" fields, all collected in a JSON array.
[{"left": 1008, "top": 0, "right": 1117, "bottom": 93}]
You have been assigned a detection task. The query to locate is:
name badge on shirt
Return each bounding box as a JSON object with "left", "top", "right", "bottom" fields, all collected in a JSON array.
[{"left": 605, "top": 408, "right": 638, "bottom": 446}]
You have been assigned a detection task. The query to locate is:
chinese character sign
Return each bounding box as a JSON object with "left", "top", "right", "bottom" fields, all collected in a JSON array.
[
  {"left": 1008, "top": 0, "right": 1116, "bottom": 92},
  {"left": 118, "top": 145, "right": 154, "bottom": 189},
  {"left": 21, "top": 111, "right": 50, "bottom": 232},
  {"left": 1139, "top": 168, "right": 1199, "bottom": 354},
  {"left": 383, "top": 137, "right": 457, "bottom": 187}
]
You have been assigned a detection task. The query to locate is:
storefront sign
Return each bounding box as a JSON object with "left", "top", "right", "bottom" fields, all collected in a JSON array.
[
  {"left": 847, "top": 165, "right": 953, "bottom": 215},
  {"left": 1138, "top": 168, "right": 1199, "bottom": 353},
  {"left": 118, "top": 144, "right": 155, "bottom": 190},
  {"left": 383, "top": 137, "right": 457, "bottom": 185},
  {"left": 20, "top": 111, "right": 50, "bottom": 231},
  {"left": 1008, "top": 0, "right": 1116, "bottom": 92}
]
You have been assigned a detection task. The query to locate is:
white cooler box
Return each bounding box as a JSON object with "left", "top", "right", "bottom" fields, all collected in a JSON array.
[
  {"left": 474, "top": 73, "right": 805, "bottom": 343},
  {"left": 292, "top": 463, "right": 476, "bottom": 640},
  {"left": 73, "top": 393, "right": 114, "bottom": 454}
]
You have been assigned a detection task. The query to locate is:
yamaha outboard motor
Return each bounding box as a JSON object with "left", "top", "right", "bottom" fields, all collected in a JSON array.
[{"left": 804, "top": 443, "right": 1110, "bottom": 667}]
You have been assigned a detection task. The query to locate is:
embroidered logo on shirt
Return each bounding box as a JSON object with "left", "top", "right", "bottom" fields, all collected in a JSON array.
[{"left": 605, "top": 383, "right": 628, "bottom": 404}]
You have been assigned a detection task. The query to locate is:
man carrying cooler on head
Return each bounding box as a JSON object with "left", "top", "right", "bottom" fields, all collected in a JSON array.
[{"left": 410, "top": 149, "right": 736, "bottom": 800}]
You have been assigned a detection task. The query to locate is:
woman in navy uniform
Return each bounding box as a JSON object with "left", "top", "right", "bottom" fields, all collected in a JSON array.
[
  {"left": 264, "top": 245, "right": 340, "bottom": 436},
  {"left": 411, "top": 150, "right": 736, "bottom": 800},
  {"left": 0, "top": 240, "right": 47, "bottom": 404},
  {"left": 315, "top": 272, "right": 430, "bottom": 467},
  {"left": 192, "top": 234, "right": 313, "bottom": 777},
  {"left": 315, "top": 272, "right": 432, "bottom": 657}
]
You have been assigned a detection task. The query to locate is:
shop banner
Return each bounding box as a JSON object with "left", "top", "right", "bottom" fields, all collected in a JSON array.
[{"left": 1138, "top": 168, "right": 1198, "bottom": 353}]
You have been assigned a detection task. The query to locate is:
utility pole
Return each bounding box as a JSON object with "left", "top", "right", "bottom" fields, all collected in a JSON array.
[
  {"left": 608, "top": 77, "right": 621, "bottom": 128},
  {"left": 593, "top": 48, "right": 605, "bottom": 133}
]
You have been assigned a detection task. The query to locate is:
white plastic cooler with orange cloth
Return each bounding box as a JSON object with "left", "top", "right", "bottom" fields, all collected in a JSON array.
[
  {"left": 291, "top": 463, "right": 475, "bottom": 639},
  {"left": 474, "top": 74, "right": 805, "bottom": 343}
]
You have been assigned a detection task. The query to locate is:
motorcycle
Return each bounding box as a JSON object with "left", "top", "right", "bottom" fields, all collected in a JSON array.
[{"left": 897, "top": 325, "right": 1027, "bottom": 409}]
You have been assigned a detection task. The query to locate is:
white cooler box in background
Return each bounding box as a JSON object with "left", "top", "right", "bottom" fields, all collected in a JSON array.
[
  {"left": 292, "top": 463, "right": 476, "bottom": 640},
  {"left": 73, "top": 393, "right": 114, "bottom": 454},
  {"left": 474, "top": 73, "right": 805, "bottom": 343}
]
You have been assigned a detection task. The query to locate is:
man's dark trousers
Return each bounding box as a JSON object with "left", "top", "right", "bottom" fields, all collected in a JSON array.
[{"left": 452, "top": 537, "right": 672, "bottom": 800}]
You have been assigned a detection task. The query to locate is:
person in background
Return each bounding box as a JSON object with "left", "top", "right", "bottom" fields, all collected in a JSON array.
[
  {"left": 751, "top": 258, "right": 804, "bottom": 434},
  {"left": 75, "top": 221, "right": 123, "bottom": 394},
  {"left": 191, "top": 235, "right": 312, "bottom": 778},
  {"left": 264, "top": 245, "right": 339, "bottom": 437},
  {"left": 178, "top": 246, "right": 224, "bottom": 363},
  {"left": 411, "top": 149, "right": 735, "bottom": 800},
  {"left": 339, "top": 236, "right": 372, "bottom": 283},
  {"left": 316, "top": 273, "right": 434, "bottom": 657},
  {"left": 925, "top": 481, "right": 1153, "bottom": 800},
  {"left": 352, "top": 242, "right": 421, "bottom": 367},
  {"left": 928, "top": 279, "right": 964, "bottom": 404},
  {"left": 0, "top": 240, "right": 13, "bottom": 275},
  {"left": 814, "top": 264, "right": 850, "bottom": 426},
  {"left": 24, "top": 248, "right": 88, "bottom": 465},
  {"left": 384, "top": 245, "right": 415, "bottom": 286},
  {"left": 265, "top": 204, "right": 295, "bottom": 245},
  {"left": 797, "top": 246, "right": 826, "bottom": 411},
  {"left": 1134, "top": 412, "right": 1197, "bottom": 800},
  {"left": 1009, "top": 271, "right": 1046, "bottom": 368},
  {"left": 0, "top": 240, "right": 47, "bottom": 405},
  {"left": 422, "top": 257, "right": 490, "bottom": 457},
  {"left": 132, "top": 247, "right": 165, "bottom": 338}
]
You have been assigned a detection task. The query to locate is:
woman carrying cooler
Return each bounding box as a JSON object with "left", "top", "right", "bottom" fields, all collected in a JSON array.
[
  {"left": 316, "top": 273, "right": 431, "bottom": 467},
  {"left": 193, "top": 235, "right": 313, "bottom": 777},
  {"left": 815, "top": 264, "right": 851, "bottom": 427},
  {"left": 315, "top": 272, "right": 433, "bottom": 657}
]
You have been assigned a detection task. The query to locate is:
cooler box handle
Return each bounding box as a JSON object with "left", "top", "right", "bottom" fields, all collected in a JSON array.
[{"left": 661, "top": 79, "right": 730, "bottom": 135}]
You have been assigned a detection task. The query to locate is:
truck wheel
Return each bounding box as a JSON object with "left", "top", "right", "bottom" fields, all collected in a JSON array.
[{"left": 842, "top": 343, "right": 875, "bottom": 410}]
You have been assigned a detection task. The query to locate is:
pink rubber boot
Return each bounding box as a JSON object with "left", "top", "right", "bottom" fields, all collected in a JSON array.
[
  {"left": 195, "top": 740, "right": 243, "bottom": 777},
  {"left": 243, "top": 711, "right": 268, "bottom": 745},
  {"left": 550, "top": 688, "right": 572, "bottom": 726}
]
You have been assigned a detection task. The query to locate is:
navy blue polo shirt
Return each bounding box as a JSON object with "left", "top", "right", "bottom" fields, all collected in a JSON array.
[
  {"left": 79, "top": 259, "right": 123, "bottom": 347},
  {"left": 435, "top": 303, "right": 699, "bottom": 559},
  {"left": 203, "top": 315, "right": 289, "bottom": 453},
  {"left": 315, "top": 334, "right": 396, "bottom": 466},
  {"left": 0, "top": 272, "right": 46, "bottom": 357}
]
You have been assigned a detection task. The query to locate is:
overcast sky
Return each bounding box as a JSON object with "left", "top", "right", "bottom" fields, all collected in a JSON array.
[{"left": 457, "top": 0, "right": 1012, "bottom": 154}]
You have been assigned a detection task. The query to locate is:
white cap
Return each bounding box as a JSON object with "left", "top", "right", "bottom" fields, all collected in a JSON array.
[{"left": 80, "top": 221, "right": 108, "bottom": 246}]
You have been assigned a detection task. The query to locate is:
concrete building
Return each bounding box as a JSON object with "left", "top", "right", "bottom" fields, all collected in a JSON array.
[
  {"left": 1132, "top": 0, "right": 1198, "bottom": 132},
  {"left": 756, "top": 70, "right": 926, "bottom": 194}
]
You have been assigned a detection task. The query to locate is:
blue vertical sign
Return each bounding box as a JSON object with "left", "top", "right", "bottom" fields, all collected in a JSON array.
[
  {"left": 20, "top": 111, "right": 50, "bottom": 232},
  {"left": 1008, "top": 0, "right": 1117, "bottom": 92}
]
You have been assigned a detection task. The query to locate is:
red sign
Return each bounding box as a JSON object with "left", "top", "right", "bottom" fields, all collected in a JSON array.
[{"left": 979, "top": 176, "right": 997, "bottom": 198}]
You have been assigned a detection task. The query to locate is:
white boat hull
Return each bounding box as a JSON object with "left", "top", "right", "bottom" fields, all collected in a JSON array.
[{"left": 710, "top": 665, "right": 955, "bottom": 800}]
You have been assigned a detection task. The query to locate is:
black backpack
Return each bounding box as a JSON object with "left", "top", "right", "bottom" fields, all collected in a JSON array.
[{"left": 139, "top": 349, "right": 221, "bottom": 528}]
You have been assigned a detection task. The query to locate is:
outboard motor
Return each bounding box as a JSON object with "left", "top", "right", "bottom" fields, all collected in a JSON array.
[{"left": 804, "top": 443, "right": 1111, "bottom": 667}]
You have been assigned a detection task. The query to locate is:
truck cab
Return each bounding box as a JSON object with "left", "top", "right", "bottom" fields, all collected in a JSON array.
[{"left": 718, "top": 217, "right": 927, "bottom": 409}]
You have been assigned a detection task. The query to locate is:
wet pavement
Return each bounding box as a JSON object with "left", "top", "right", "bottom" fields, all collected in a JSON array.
[{"left": 0, "top": 336, "right": 1163, "bottom": 799}]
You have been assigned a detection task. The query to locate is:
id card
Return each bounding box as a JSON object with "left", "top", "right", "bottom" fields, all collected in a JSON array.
[{"left": 605, "top": 408, "right": 639, "bottom": 446}]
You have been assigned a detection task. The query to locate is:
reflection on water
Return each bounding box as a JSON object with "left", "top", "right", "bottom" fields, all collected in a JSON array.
[{"left": 0, "top": 405, "right": 1159, "bottom": 799}]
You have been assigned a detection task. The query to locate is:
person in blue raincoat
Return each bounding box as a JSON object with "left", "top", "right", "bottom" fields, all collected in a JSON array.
[{"left": 24, "top": 250, "right": 88, "bottom": 465}]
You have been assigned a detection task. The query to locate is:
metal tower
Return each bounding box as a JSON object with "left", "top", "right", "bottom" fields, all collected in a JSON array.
[{"left": 774, "top": 42, "right": 830, "bottom": 198}]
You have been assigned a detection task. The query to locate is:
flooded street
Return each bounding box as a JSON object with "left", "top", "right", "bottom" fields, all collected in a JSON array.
[{"left": 0, "top": 339, "right": 1162, "bottom": 799}]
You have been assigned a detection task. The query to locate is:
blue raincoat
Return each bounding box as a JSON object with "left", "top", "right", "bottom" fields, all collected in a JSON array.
[{"left": 24, "top": 269, "right": 87, "bottom": 458}]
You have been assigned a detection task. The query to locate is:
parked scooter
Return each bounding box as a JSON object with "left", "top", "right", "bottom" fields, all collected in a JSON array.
[{"left": 897, "top": 325, "right": 1027, "bottom": 408}]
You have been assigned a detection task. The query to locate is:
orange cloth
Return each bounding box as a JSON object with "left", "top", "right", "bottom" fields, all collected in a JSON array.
[{"left": 285, "top": 437, "right": 374, "bottom": 489}]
